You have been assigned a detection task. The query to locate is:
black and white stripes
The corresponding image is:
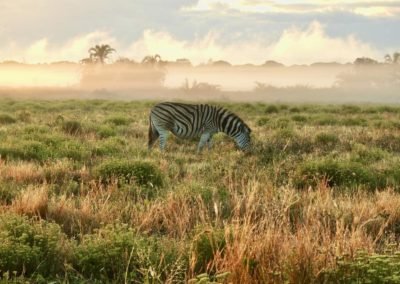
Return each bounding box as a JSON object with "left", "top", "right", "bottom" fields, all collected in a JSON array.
[{"left": 148, "top": 102, "right": 251, "bottom": 152}]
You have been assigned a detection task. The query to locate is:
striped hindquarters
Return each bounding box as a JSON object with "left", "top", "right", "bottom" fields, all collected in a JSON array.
[{"left": 150, "top": 102, "right": 216, "bottom": 138}]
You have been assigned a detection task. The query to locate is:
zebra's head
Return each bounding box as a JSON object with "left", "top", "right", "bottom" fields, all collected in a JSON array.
[{"left": 234, "top": 123, "right": 252, "bottom": 151}]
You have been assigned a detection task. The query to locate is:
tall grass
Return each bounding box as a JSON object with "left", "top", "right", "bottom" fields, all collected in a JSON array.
[{"left": 0, "top": 100, "right": 400, "bottom": 282}]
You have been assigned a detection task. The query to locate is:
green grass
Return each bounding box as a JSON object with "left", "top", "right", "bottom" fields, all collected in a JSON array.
[{"left": 1, "top": 100, "right": 400, "bottom": 282}]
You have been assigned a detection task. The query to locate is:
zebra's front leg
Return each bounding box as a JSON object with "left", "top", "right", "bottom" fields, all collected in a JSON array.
[
  {"left": 158, "top": 130, "right": 169, "bottom": 151},
  {"left": 206, "top": 135, "right": 213, "bottom": 150},
  {"left": 197, "top": 133, "right": 211, "bottom": 153}
]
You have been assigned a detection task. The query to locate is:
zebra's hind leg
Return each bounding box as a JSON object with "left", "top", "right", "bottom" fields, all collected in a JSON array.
[
  {"left": 197, "top": 133, "right": 211, "bottom": 153},
  {"left": 148, "top": 124, "right": 160, "bottom": 150},
  {"left": 158, "top": 130, "right": 169, "bottom": 151},
  {"left": 206, "top": 134, "right": 214, "bottom": 150}
]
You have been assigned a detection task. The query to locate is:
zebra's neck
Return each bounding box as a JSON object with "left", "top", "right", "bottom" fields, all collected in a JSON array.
[{"left": 217, "top": 108, "right": 240, "bottom": 137}]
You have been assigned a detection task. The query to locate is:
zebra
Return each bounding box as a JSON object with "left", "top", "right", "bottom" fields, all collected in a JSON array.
[{"left": 148, "top": 102, "right": 251, "bottom": 152}]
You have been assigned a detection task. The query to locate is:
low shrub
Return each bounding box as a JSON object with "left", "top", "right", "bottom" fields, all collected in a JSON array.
[
  {"left": 73, "top": 225, "right": 185, "bottom": 282},
  {"left": 291, "top": 115, "right": 308, "bottom": 122},
  {"left": 321, "top": 251, "right": 400, "bottom": 283},
  {"left": 56, "top": 140, "right": 91, "bottom": 161},
  {"left": 351, "top": 146, "right": 386, "bottom": 164},
  {"left": 62, "top": 120, "right": 83, "bottom": 135},
  {"left": 96, "top": 160, "right": 163, "bottom": 188},
  {"left": 0, "top": 141, "right": 49, "bottom": 162},
  {"left": 314, "top": 133, "right": 340, "bottom": 151},
  {"left": 295, "top": 159, "right": 383, "bottom": 190},
  {"left": 191, "top": 228, "right": 226, "bottom": 274},
  {"left": 0, "top": 182, "right": 21, "bottom": 204},
  {"left": 105, "top": 116, "right": 131, "bottom": 126},
  {"left": 96, "top": 125, "right": 117, "bottom": 138},
  {"left": 264, "top": 105, "right": 279, "bottom": 114},
  {"left": 256, "top": 117, "right": 269, "bottom": 127},
  {"left": 0, "top": 213, "right": 67, "bottom": 278},
  {"left": 342, "top": 117, "right": 368, "bottom": 126},
  {"left": 314, "top": 115, "right": 339, "bottom": 126},
  {"left": 0, "top": 114, "right": 16, "bottom": 124}
]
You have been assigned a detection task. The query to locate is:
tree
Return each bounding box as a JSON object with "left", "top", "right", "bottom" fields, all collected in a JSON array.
[
  {"left": 141, "top": 54, "right": 166, "bottom": 68},
  {"left": 88, "top": 44, "right": 115, "bottom": 64},
  {"left": 354, "top": 57, "right": 378, "bottom": 65},
  {"left": 384, "top": 52, "right": 400, "bottom": 64}
]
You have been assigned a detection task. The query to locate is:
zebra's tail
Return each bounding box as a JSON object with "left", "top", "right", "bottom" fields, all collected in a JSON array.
[{"left": 148, "top": 115, "right": 159, "bottom": 150}]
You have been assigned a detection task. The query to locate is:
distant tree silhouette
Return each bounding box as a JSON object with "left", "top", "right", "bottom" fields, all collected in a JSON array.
[
  {"left": 263, "top": 60, "right": 284, "bottom": 67},
  {"left": 384, "top": 52, "right": 400, "bottom": 64},
  {"left": 141, "top": 54, "right": 166, "bottom": 68},
  {"left": 354, "top": 57, "right": 378, "bottom": 65},
  {"left": 80, "top": 57, "right": 95, "bottom": 65},
  {"left": 88, "top": 44, "right": 115, "bottom": 64},
  {"left": 175, "top": 58, "right": 192, "bottom": 67},
  {"left": 211, "top": 60, "right": 232, "bottom": 67},
  {"left": 114, "top": 57, "right": 137, "bottom": 65}
]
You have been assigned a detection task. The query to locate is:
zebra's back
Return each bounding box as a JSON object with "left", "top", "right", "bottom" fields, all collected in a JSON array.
[{"left": 150, "top": 102, "right": 214, "bottom": 138}]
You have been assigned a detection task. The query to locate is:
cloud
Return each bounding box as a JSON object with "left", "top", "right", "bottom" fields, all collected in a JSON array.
[
  {"left": 183, "top": 0, "right": 400, "bottom": 18},
  {"left": 125, "top": 22, "right": 380, "bottom": 65},
  {"left": 0, "top": 31, "right": 118, "bottom": 63},
  {"left": 0, "top": 22, "right": 383, "bottom": 65}
]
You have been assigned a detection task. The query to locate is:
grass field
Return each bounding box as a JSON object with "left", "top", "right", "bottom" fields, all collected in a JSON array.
[{"left": 1, "top": 99, "right": 400, "bottom": 283}]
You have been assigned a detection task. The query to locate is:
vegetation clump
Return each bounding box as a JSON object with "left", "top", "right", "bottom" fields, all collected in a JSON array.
[
  {"left": 0, "top": 214, "right": 67, "bottom": 278},
  {"left": 96, "top": 160, "right": 163, "bottom": 188},
  {"left": 0, "top": 114, "right": 16, "bottom": 124},
  {"left": 61, "top": 120, "right": 83, "bottom": 135}
]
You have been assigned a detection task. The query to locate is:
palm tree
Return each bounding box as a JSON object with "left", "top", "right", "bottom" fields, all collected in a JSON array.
[
  {"left": 141, "top": 54, "right": 165, "bottom": 68},
  {"left": 88, "top": 44, "right": 115, "bottom": 64},
  {"left": 385, "top": 52, "right": 400, "bottom": 64}
]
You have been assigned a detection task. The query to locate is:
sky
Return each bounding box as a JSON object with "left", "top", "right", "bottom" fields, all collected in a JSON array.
[{"left": 0, "top": 0, "right": 399, "bottom": 65}]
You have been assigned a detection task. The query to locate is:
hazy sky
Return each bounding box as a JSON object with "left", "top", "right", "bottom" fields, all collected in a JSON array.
[{"left": 0, "top": 0, "right": 399, "bottom": 64}]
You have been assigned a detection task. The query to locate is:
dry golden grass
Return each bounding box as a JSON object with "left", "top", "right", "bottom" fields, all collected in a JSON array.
[{"left": 11, "top": 184, "right": 49, "bottom": 218}]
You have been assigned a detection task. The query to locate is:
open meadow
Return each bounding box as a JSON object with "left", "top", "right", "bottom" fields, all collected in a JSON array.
[{"left": 1, "top": 100, "right": 400, "bottom": 283}]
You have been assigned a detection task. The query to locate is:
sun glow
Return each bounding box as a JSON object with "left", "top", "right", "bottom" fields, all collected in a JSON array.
[{"left": 0, "top": 65, "right": 80, "bottom": 87}]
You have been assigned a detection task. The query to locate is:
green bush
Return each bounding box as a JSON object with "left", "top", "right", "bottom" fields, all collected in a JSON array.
[
  {"left": 256, "top": 117, "right": 270, "bottom": 126},
  {"left": 342, "top": 117, "right": 368, "bottom": 126},
  {"left": 191, "top": 229, "right": 226, "bottom": 274},
  {"left": 0, "top": 141, "right": 49, "bottom": 162},
  {"left": 295, "top": 159, "right": 383, "bottom": 189},
  {"left": 351, "top": 146, "right": 386, "bottom": 164},
  {"left": 97, "top": 125, "right": 117, "bottom": 138},
  {"left": 264, "top": 105, "right": 279, "bottom": 114},
  {"left": 291, "top": 115, "right": 308, "bottom": 122},
  {"left": 314, "top": 133, "right": 340, "bottom": 151},
  {"left": 289, "top": 107, "right": 301, "bottom": 113},
  {"left": 91, "top": 138, "right": 125, "bottom": 157},
  {"left": 315, "top": 115, "right": 338, "bottom": 126},
  {"left": 56, "top": 140, "right": 91, "bottom": 161},
  {"left": 322, "top": 251, "right": 400, "bottom": 283},
  {"left": 105, "top": 116, "right": 131, "bottom": 126},
  {"left": 0, "top": 182, "right": 21, "bottom": 204},
  {"left": 0, "top": 114, "right": 16, "bottom": 124},
  {"left": 0, "top": 214, "right": 67, "bottom": 278},
  {"left": 341, "top": 105, "right": 361, "bottom": 114},
  {"left": 96, "top": 160, "right": 163, "bottom": 188},
  {"left": 73, "top": 225, "right": 185, "bottom": 283},
  {"left": 62, "top": 120, "right": 82, "bottom": 135}
]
